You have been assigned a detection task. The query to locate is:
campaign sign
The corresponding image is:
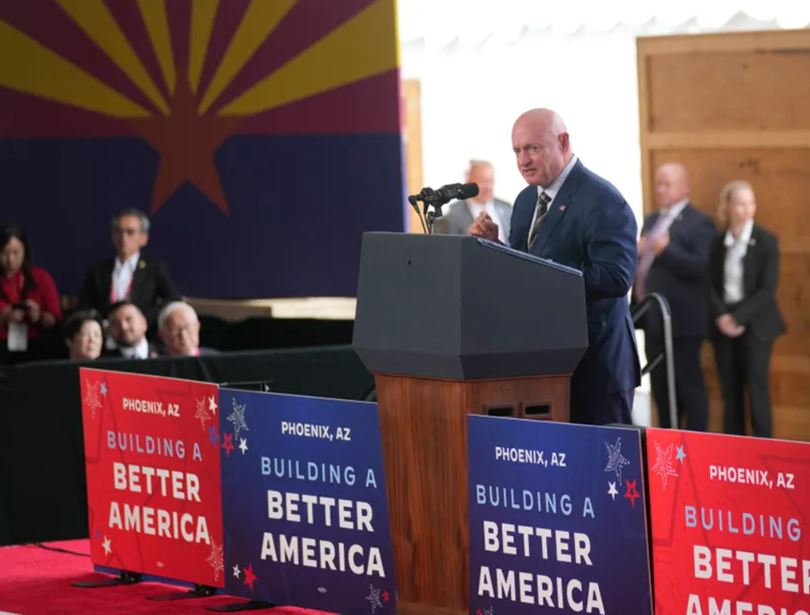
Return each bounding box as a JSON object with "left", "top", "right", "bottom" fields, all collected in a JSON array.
[
  {"left": 468, "top": 415, "right": 653, "bottom": 614},
  {"left": 79, "top": 368, "right": 224, "bottom": 587},
  {"left": 219, "top": 389, "right": 396, "bottom": 613},
  {"left": 647, "top": 428, "right": 810, "bottom": 615}
]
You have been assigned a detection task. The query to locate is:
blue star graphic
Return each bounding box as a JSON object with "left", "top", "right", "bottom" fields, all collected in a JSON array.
[
  {"left": 208, "top": 425, "right": 220, "bottom": 447},
  {"left": 100, "top": 383, "right": 107, "bottom": 395},
  {"left": 676, "top": 445, "right": 687, "bottom": 463}
]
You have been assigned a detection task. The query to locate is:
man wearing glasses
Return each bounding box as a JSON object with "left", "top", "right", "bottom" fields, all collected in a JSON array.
[{"left": 77, "top": 209, "right": 180, "bottom": 328}]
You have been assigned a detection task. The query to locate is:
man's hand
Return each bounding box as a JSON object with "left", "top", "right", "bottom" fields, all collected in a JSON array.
[
  {"left": 468, "top": 211, "right": 500, "bottom": 242},
  {"left": 1, "top": 305, "right": 25, "bottom": 324},
  {"left": 717, "top": 314, "right": 745, "bottom": 338},
  {"left": 651, "top": 231, "right": 670, "bottom": 256}
]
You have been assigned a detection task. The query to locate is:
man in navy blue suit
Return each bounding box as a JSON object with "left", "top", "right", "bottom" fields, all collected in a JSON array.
[
  {"left": 633, "top": 163, "right": 716, "bottom": 431},
  {"left": 469, "top": 108, "right": 640, "bottom": 425}
]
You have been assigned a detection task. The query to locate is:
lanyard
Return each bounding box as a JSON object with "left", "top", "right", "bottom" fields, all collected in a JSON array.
[{"left": 110, "top": 275, "right": 134, "bottom": 304}]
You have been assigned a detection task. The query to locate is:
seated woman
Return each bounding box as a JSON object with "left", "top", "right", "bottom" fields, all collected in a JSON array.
[
  {"left": 0, "top": 223, "right": 62, "bottom": 363},
  {"left": 63, "top": 309, "right": 104, "bottom": 361},
  {"left": 708, "top": 181, "right": 786, "bottom": 438}
]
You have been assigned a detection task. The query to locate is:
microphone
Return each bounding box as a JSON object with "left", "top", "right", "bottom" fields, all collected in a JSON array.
[{"left": 432, "top": 182, "right": 479, "bottom": 205}]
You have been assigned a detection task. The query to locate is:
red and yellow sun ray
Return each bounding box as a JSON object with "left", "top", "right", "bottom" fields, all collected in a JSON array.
[
  {"left": 198, "top": 0, "right": 297, "bottom": 114},
  {"left": 216, "top": 0, "right": 398, "bottom": 116},
  {"left": 0, "top": 19, "right": 149, "bottom": 117},
  {"left": 56, "top": 0, "right": 168, "bottom": 114},
  {"left": 188, "top": 0, "right": 219, "bottom": 93},
  {"left": 137, "top": 0, "right": 176, "bottom": 95}
]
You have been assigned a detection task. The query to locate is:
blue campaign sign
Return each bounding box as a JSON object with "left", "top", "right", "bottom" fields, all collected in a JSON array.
[
  {"left": 219, "top": 389, "right": 396, "bottom": 614},
  {"left": 468, "top": 415, "right": 653, "bottom": 615}
]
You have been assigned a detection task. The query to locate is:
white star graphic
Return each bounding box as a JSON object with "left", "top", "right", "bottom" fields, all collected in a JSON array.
[
  {"left": 227, "top": 398, "right": 249, "bottom": 440},
  {"left": 239, "top": 438, "right": 248, "bottom": 455},
  {"left": 366, "top": 584, "right": 383, "bottom": 613},
  {"left": 209, "top": 395, "right": 218, "bottom": 414},
  {"left": 83, "top": 380, "right": 103, "bottom": 419},
  {"left": 604, "top": 438, "right": 631, "bottom": 483},
  {"left": 484, "top": 608, "right": 494, "bottom": 615},
  {"left": 102, "top": 536, "right": 111, "bottom": 555},
  {"left": 195, "top": 397, "right": 212, "bottom": 429},
  {"left": 608, "top": 482, "right": 618, "bottom": 501},
  {"left": 206, "top": 539, "right": 224, "bottom": 581},
  {"left": 233, "top": 564, "right": 241, "bottom": 578},
  {"left": 651, "top": 441, "right": 679, "bottom": 491}
]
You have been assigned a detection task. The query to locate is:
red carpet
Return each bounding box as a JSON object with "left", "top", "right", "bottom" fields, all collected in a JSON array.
[{"left": 0, "top": 540, "right": 329, "bottom": 615}]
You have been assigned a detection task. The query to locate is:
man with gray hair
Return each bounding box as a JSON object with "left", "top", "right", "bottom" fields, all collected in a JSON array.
[
  {"left": 158, "top": 301, "right": 216, "bottom": 357},
  {"left": 77, "top": 208, "right": 180, "bottom": 325},
  {"left": 434, "top": 159, "right": 512, "bottom": 242}
]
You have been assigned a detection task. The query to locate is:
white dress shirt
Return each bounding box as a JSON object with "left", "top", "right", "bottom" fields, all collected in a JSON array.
[
  {"left": 467, "top": 199, "right": 506, "bottom": 243},
  {"left": 528, "top": 154, "right": 579, "bottom": 244},
  {"left": 112, "top": 252, "right": 140, "bottom": 303},
  {"left": 120, "top": 337, "right": 150, "bottom": 360},
  {"left": 723, "top": 218, "right": 754, "bottom": 304}
]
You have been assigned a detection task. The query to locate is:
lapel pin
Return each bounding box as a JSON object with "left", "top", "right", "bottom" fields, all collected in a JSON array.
[
  {"left": 138, "top": 260, "right": 146, "bottom": 269},
  {"left": 559, "top": 205, "right": 566, "bottom": 212},
  {"left": 749, "top": 238, "right": 756, "bottom": 246}
]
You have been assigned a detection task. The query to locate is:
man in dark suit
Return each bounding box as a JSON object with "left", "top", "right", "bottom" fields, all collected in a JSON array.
[
  {"left": 102, "top": 301, "right": 158, "bottom": 359},
  {"left": 77, "top": 209, "right": 180, "bottom": 326},
  {"left": 434, "top": 160, "right": 512, "bottom": 241},
  {"left": 470, "top": 108, "right": 640, "bottom": 425},
  {"left": 633, "top": 163, "right": 716, "bottom": 431}
]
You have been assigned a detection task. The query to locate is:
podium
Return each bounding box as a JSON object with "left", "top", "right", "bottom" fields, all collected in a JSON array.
[{"left": 352, "top": 233, "right": 587, "bottom": 614}]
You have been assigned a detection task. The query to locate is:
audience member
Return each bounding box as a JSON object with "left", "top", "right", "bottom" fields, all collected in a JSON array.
[
  {"left": 0, "top": 223, "right": 62, "bottom": 363},
  {"left": 633, "top": 163, "right": 716, "bottom": 431},
  {"left": 63, "top": 309, "right": 104, "bottom": 361},
  {"left": 104, "top": 300, "right": 157, "bottom": 359},
  {"left": 77, "top": 209, "right": 180, "bottom": 325},
  {"left": 709, "top": 180, "right": 785, "bottom": 438},
  {"left": 435, "top": 159, "right": 512, "bottom": 242},
  {"left": 158, "top": 301, "right": 216, "bottom": 357}
]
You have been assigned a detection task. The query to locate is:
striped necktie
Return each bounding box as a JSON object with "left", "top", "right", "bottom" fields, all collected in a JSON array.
[{"left": 528, "top": 191, "right": 552, "bottom": 251}]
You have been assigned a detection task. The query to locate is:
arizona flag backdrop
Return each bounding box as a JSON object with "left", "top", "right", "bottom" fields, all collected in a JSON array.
[{"left": 0, "top": 0, "right": 405, "bottom": 298}]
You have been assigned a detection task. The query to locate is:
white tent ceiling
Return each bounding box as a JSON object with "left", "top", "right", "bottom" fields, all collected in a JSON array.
[{"left": 398, "top": 0, "right": 810, "bottom": 47}]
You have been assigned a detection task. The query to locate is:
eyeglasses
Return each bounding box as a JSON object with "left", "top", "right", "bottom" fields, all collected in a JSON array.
[{"left": 113, "top": 227, "right": 141, "bottom": 236}]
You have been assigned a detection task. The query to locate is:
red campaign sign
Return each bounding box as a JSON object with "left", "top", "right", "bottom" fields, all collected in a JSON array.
[
  {"left": 80, "top": 368, "right": 224, "bottom": 587},
  {"left": 647, "top": 428, "right": 810, "bottom": 615}
]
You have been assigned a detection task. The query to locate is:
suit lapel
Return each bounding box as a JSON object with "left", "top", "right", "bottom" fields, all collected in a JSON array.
[
  {"left": 531, "top": 160, "right": 583, "bottom": 255},
  {"left": 742, "top": 227, "right": 759, "bottom": 295},
  {"left": 459, "top": 201, "right": 475, "bottom": 228},
  {"left": 100, "top": 259, "right": 115, "bottom": 305},
  {"left": 129, "top": 258, "right": 147, "bottom": 303}
]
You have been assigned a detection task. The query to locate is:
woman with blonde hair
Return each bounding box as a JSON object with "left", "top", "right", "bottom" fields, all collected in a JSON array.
[{"left": 708, "top": 180, "right": 785, "bottom": 437}]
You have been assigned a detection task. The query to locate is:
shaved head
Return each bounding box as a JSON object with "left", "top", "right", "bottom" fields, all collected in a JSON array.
[
  {"left": 512, "top": 108, "right": 573, "bottom": 187},
  {"left": 654, "top": 163, "right": 690, "bottom": 208}
]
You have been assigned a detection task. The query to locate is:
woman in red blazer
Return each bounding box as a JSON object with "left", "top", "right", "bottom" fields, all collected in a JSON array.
[{"left": 0, "top": 223, "right": 62, "bottom": 363}]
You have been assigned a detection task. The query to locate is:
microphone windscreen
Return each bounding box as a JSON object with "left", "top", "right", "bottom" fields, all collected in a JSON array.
[{"left": 459, "top": 183, "right": 479, "bottom": 199}]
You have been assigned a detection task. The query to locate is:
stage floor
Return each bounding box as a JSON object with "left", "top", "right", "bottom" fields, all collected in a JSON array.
[{"left": 0, "top": 541, "right": 328, "bottom": 615}]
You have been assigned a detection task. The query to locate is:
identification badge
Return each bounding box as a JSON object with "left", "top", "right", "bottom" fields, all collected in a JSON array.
[{"left": 8, "top": 322, "right": 28, "bottom": 352}]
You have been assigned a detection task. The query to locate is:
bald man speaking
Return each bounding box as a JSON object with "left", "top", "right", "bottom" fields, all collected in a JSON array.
[{"left": 469, "top": 108, "right": 640, "bottom": 425}]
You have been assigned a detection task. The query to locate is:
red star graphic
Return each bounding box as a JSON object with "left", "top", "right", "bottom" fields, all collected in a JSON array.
[
  {"left": 243, "top": 562, "right": 256, "bottom": 591},
  {"left": 129, "top": 77, "right": 242, "bottom": 215},
  {"left": 477, "top": 610, "right": 483, "bottom": 615},
  {"left": 222, "top": 432, "right": 235, "bottom": 457},
  {"left": 624, "top": 479, "right": 640, "bottom": 508},
  {"left": 382, "top": 589, "right": 390, "bottom": 602}
]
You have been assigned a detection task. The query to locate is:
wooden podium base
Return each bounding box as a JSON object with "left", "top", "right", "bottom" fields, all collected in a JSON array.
[{"left": 375, "top": 372, "right": 570, "bottom": 614}]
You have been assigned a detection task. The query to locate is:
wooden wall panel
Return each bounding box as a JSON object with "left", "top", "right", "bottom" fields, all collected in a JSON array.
[
  {"left": 648, "top": 52, "right": 810, "bottom": 132},
  {"left": 638, "top": 29, "right": 810, "bottom": 441},
  {"left": 403, "top": 78, "right": 425, "bottom": 233}
]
